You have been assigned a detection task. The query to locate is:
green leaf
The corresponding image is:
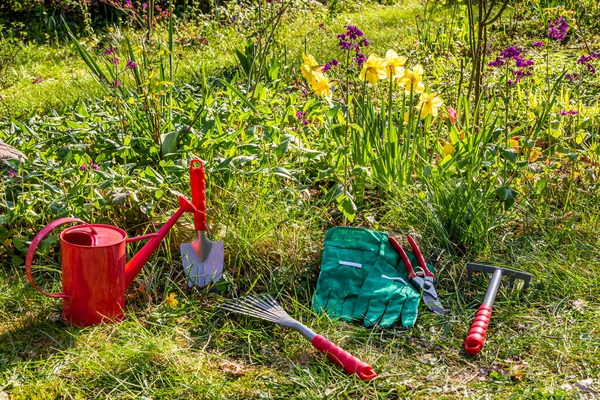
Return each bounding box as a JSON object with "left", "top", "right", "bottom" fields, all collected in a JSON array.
[
  {"left": 495, "top": 185, "right": 518, "bottom": 209},
  {"left": 336, "top": 194, "right": 357, "bottom": 222},
  {"left": 500, "top": 147, "right": 518, "bottom": 163},
  {"left": 160, "top": 130, "right": 179, "bottom": 156},
  {"left": 12, "top": 237, "right": 27, "bottom": 252},
  {"left": 217, "top": 79, "right": 259, "bottom": 115},
  {"left": 11, "top": 255, "right": 24, "bottom": 266}
]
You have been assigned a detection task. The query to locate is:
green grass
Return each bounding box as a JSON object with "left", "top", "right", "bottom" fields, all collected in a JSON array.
[{"left": 2, "top": 1, "right": 600, "bottom": 398}]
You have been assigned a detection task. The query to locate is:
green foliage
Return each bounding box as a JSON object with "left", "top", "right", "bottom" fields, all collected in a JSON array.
[{"left": 1, "top": 0, "right": 600, "bottom": 398}]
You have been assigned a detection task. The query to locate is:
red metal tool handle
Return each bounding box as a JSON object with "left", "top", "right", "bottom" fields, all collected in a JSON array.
[
  {"left": 311, "top": 335, "right": 377, "bottom": 380},
  {"left": 464, "top": 304, "right": 493, "bottom": 355},
  {"left": 26, "top": 217, "right": 96, "bottom": 299},
  {"left": 388, "top": 236, "right": 416, "bottom": 279},
  {"left": 190, "top": 159, "right": 207, "bottom": 231},
  {"left": 407, "top": 235, "right": 434, "bottom": 278}
]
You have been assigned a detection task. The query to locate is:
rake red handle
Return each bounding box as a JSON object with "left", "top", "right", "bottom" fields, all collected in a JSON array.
[
  {"left": 464, "top": 304, "right": 492, "bottom": 355},
  {"left": 190, "top": 159, "right": 207, "bottom": 231},
  {"left": 311, "top": 335, "right": 377, "bottom": 380}
]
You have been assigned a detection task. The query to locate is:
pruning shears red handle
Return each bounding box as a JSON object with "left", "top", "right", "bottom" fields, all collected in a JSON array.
[
  {"left": 388, "top": 235, "right": 434, "bottom": 278},
  {"left": 388, "top": 235, "right": 445, "bottom": 315}
]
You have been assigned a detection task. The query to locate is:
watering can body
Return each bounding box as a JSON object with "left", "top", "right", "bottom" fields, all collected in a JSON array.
[{"left": 26, "top": 196, "right": 196, "bottom": 327}]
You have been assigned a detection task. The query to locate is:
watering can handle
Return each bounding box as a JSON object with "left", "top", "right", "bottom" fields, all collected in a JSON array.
[
  {"left": 26, "top": 217, "right": 96, "bottom": 299},
  {"left": 190, "top": 159, "right": 207, "bottom": 231}
]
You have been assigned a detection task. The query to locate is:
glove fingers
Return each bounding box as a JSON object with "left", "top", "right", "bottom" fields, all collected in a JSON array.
[
  {"left": 362, "top": 276, "right": 391, "bottom": 327},
  {"left": 400, "top": 287, "right": 421, "bottom": 327},
  {"left": 379, "top": 282, "right": 407, "bottom": 328}
]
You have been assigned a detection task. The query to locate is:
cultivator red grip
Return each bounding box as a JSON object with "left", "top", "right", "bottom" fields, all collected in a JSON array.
[
  {"left": 311, "top": 335, "right": 377, "bottom": 380},
  {"left": 464, "top": 304, "right": 492, "bottom": 355}
]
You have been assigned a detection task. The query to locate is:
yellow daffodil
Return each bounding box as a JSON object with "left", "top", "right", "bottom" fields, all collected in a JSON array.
[
  {"left": 442, "top": 142, "right": 456, "bottom": 158},
  {"left": 301, "top": 53, "right": 323, "bottom": 84},
  {"left": 417, "top": 92, "right": 443, "bottom": 118},
  {"left": 399, "top": 64, "right": 425, "bottom": 94},
  {"left": 359, "top": 54, "right": 387, "bottom": 86},
  {"left": 384, "top": 50, "right": 406, "bottom": 80},
  {"left": 311, "top": 75, "right": 335, "bottom": 101}
]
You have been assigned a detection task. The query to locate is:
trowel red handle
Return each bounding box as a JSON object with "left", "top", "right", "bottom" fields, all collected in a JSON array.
[
  {"left": 311, "top": 335, "right": 377, "bottom": 380},
  {"left": 464, "top": 304, "right": 492, "bottom": 354},
  {"left": 190, "top": 159, "right": 207, "bottom": 231}
]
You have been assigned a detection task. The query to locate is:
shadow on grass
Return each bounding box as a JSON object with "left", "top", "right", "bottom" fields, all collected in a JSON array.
[{"left": 0, "top": 310, "right": 77, "bottom": 375}]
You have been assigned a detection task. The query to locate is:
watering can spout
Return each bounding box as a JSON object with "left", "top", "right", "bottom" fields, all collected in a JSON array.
[{"left": 124, "top": 196, "right": 196, "bottom": 288}]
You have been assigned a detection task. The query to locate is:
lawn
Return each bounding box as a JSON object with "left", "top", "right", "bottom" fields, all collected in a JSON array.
[{"left": 1, "top": 0, "right": 600, "bottom": 398}]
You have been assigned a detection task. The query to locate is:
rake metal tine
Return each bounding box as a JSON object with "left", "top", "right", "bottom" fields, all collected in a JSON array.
[
  {"left": 252, "top": 295, "right": 283, "bottom": 314},
  {"left": 246, "top": 295, "right": 283, "bottom": 317},
  {"left": 242, "top": 296, "right": 283, "bottom": 320},
  {"left": 236, "top": 296, "right": 284, "bottom": 321},
  {"left": 219, "top": 302, "right": 281, "bottom": 323}
]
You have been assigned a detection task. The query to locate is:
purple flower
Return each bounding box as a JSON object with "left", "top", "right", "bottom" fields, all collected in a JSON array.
[
  {"left": 515, "top": 57, "right": 534, "bottom": 68},
  {"left": 197, "top": 37, "right": 208, "bottom": 45},
  {"left": 103, "top": 48, "right": 116, "bottom": 55},
  {"left": 124, "top": 0, "right": 132, "bottom": 7},
  {"left": 111, "top": 80, "right": 122, "bottom": 88},
  {"left": 8, "top": 169, "right": 16, "bottom": 177},
  {"left": 322, "top": 59, "right": 339, "bottom": 73},
  {"left": 345, "top": 25, "right": 364, "bottom": 40},
  {"left": 548, "top": 17, "right": 568, "bottom": 41},
  {"left": 577, "top": 55, "right": 592, "bottom": 65},
  {"left": 487, "top": 57, "right": 504, "bottom": 67},
  {"left": 500, "top": 46, "right": 521, "bottom": 59},
  {"left": 532, "top": 41, "right": 544, "bottom": 48},
  {"left": 142, "top": 2, "right": 147, "bottom": 8},
  {"left": 339, "top": 41, "right": 353, "bottom": 51},
  {"left": 560, "top": 109, "right": 579, "bottom": 116},
  {"left": 32, "top": 78, "right": 43, "bottom": 84},
  {"left": 295, "top": 111, "right": 308, "bottom": 125},
  {"left": 80, "top": 160, "right": 100, "bottom": 171},
  {"left": 586, "top": 63, "right": 596, "bottom": 74},
  {"left": 337, "top": 26, "right": 369, "bottom": 56},
  {"left": 354, "top": 53, "right": 367, "bottom": 67},
  {"left": 126, "top": 59, "right": 137, "bottom": 70},
  {"left": 566, "top": 73, "right": 579, "bottom": 81},
  {"left": 577, "top": 54, "right": 597, "bottom": 74},
  {"left": 111, "top": 57, "right": 120, "bottom": 65}
]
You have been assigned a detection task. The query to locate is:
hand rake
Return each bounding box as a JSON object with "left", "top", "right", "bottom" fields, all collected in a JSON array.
[
  {"left": 219, "top": 294, "right": 377, "bottom": 380},
  {"left": 464, "top": 263, "right": 532, "bottom": 355}
]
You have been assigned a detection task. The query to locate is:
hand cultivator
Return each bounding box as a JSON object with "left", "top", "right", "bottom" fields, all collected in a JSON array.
[
  {"left": 464, "top": 263, "right": 532, "bottom": 355},
  {"left": 219, "top": 294, "right": 377, "bottom": 380}
]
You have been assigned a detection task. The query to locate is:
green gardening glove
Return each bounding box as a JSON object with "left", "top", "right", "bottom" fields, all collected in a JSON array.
[
  {"left": 313, "top": 227, "right": 389, "bottom": 321},
  {"left": 354, "top": 239, "right": 420, "bottom": 327}
]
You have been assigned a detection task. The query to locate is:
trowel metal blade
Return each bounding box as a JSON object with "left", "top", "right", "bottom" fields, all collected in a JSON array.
[{"left": 180, "top": 241, "right": 224, "bottom": 288}]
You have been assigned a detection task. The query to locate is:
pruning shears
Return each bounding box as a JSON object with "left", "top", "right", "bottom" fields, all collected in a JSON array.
[{"left": 388, "top": 235, "right": 445, "bottom": 315}]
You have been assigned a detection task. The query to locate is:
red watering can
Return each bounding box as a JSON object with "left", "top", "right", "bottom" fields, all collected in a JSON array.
[{"left": 26, "top": 195, "right": 196, "bottom": 327}]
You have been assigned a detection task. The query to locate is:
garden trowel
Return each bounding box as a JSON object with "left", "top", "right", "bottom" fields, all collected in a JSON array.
[{"left": 180, "top": 159, "right": 224, "bottom": 287}]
